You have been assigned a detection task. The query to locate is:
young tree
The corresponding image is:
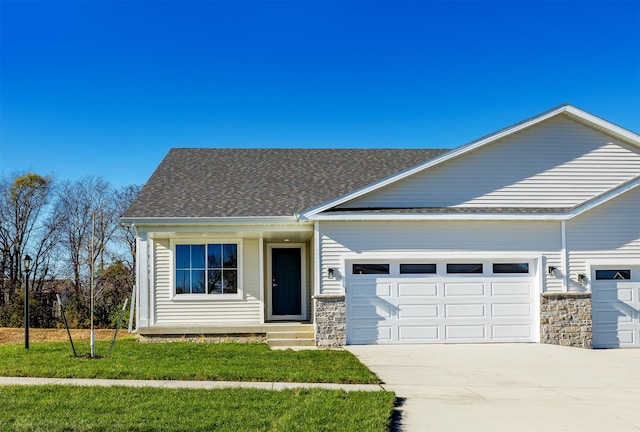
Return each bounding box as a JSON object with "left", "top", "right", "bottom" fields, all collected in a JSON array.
[
  {"left": 54, "top": 176, "right": 120, "bottom": 323},
  {"left": 94, "top": 259, "right": 135, "bottom": 328}
]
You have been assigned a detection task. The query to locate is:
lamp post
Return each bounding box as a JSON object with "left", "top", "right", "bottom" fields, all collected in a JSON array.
[{"left": 23, "top": 254, "right": 32, "bottom": 350}]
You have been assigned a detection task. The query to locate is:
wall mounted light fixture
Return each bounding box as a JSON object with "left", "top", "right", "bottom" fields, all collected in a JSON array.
[
  {"left": 548, "top": 266, "right": 557, "bottom": 275},
  {"left": 328, "top": 267, "right": 335, "bottom": 278},
  {"left": 578, "top": 273, "right": 587, "bottom": 283}
]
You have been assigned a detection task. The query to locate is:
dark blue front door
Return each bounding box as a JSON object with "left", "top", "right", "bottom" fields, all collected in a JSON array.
[{"left": 272, "top": 248, "right": 302, "bottom": 316}]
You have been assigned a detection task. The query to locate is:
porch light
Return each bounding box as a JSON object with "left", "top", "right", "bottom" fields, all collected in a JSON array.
[
  {"left": 328, "top": 267, "right": 335, "bottom": 278},
  {"left": 547, "top": 266, "right": 557, "bottom": 275},
  {"left": 577, "top": 273, "right": 587, "bottom": 283}
]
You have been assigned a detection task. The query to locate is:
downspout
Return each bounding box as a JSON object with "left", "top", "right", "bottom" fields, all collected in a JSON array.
[
  {"left": 122, "top": 222, "right": 140, "bottom": 332},
  {"left": 561, "top": 220, "right": 568, "bottom": 292},
  {"left": 131, "top": 223, "right": 139, "bottom": 332},
  {"left": 314, "top": 221, "right": 321, "bottom": 296}
]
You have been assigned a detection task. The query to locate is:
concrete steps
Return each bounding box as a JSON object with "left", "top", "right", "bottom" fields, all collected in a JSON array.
[{"left": 267, "top": 324, "right": 315, "bottom": 348}]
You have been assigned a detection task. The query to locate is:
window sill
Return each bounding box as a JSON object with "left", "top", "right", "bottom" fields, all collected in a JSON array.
[{"left": 171, "top": 293, "right": 243, "bottom": 301}]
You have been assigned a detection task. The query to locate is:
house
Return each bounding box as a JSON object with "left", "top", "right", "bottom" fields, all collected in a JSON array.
[{"left": 122, "top": 105, "right": 640, "bottom": 349}]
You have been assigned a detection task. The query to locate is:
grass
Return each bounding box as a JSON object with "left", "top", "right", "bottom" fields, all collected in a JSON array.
[
  {"left": 0, "top": 385, "right": 396, "bottom": 432},
  {"left": 0, "top": 339, "right": 380, "bottom": 384}
]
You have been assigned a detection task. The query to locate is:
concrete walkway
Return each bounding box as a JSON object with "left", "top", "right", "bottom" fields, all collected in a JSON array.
[
  {"left": 347, "top": 343, "right": 640, "bottom": 432},
  {"left": 0, "top": 376, "right": 383, "bottom": 392}
]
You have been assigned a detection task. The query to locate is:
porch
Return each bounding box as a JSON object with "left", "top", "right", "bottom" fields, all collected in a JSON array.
[{"left": 138, "top": 322, "right": 315, "bottom": 347}]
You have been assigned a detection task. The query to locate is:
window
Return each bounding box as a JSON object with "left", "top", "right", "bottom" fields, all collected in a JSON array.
[
  {"left": 352, "top": 263, "right": 389, "bottom": 275},
  {"left": 493, "top": 263, "right": 529, "bottom": 274},
  {"left": 400, "top": 264, "right": 436, "bottom": 274},
  {"left": 595, "top": 270, "right": 631, "bottom": 280},
  {"left": 176, "top": 243, "right": 238, "bottom": 294},
  {"left": 447, "top": 263, "right": 483, "bottom": 274}
]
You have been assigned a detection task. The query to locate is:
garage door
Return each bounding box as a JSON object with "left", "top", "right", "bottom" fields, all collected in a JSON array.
[
  {"left": 346, "top": 260, "right": 537, "bottom": 344},
  {"left": 592, "top": 266, "right": 640, "bottom": 348}
]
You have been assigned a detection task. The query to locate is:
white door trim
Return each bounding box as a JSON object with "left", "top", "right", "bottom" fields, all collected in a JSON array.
[{"left": 267, "top": 243, "right": 308, "bottom": 321}]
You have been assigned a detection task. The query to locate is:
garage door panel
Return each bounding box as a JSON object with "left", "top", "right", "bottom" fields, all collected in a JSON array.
[
  {"left": 492, "top": 303, "right": 531, "bottom": 318},
  {"left": 492, "top": 324, "right": 532, "bottom": 339},
  {"left": 594, "top": 329, "right": 634, "bottom": 347},
  {"left": 492, "top": 282, "right": 531, "bottom": 296},
  {"left": 350, "top": 323, "right": 392, "bottom": 344},
  {"left": 398, "top": 303, "right": 439, "bottom": 318},
  {"left": 617, "top": 288, "right": 634, "bottom": 302},
  {"left": 445, "top": 325, "right": 486, "bottom": 340},
  {"left": 349, "top": 282, "right": 378, "bottom": 298},
  {"left": 349, "top": 282, "right": 392, "bottom": 298},
  {"left": 399, "top": 325, "right": 439, "bottom": 342},
  {"left": 593, "top": 289, "right": 617, "bottom": 301},
  {"left": 398, "top": 282, "right": 438, "bottom": 297},
  {"left": 376, "top": 283, "right": 392, "bottom": 297},
  {"left": 350, "top": 303, "right": 393, "bottom": 319},
  {"left": 445, "top": 303, "right": 486, "bottom": 318},
  {"left": 445, "top": 283, "right": 485, "bottom": 296}
]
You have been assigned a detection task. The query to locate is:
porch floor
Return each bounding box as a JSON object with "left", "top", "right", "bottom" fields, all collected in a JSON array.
[{"left": 138, "top": 323, "right": 313, "bottom": 336}]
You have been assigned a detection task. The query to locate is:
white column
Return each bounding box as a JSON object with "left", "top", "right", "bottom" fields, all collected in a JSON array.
[{"left": 137, "top": 233, "right": 150, "bottom": 328}]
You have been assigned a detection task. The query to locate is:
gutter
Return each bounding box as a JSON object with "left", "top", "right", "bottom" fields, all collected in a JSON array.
[{"left": 120, "top": 215, "right": 304, "bottom": 227}]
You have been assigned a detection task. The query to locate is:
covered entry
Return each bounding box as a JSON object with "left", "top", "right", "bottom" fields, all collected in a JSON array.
[{"left": 267, "top": 244, "right": 308, "bottom": 321}]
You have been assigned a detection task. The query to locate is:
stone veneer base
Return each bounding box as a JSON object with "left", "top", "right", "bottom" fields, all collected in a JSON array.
[
  {"left": 314, "top": 295, "right": 346, "bottom": 347},
  {"left": 540, "top": 292, "right": 592, "bottom": 349}
]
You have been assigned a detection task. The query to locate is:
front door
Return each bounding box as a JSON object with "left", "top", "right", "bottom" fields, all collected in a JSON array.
[{"left": 270, "top": 247, "right": 304, "bottom": 319}]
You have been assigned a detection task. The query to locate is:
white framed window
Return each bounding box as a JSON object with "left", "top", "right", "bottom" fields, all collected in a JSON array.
[{"left": 172, "top": 240, "right": 242, "bottom": 298}]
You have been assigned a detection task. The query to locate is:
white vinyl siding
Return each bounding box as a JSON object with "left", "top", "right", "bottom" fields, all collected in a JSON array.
[
  {"left": 318, "top": 220, "right": 563, "bottom": 295},
  {"left": 340, "top": 116, "right": 640, "bottom": 209},
  {"left": 153, "top": 238, "right": 262, "bottom": 325},
  {"left": 566, "top": 187, "right": 640, "bottom": 290}
]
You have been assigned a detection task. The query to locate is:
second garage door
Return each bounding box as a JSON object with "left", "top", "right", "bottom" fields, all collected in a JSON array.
[
  {"left": 346, "top": 260, "right": 537, "bottom": 344},
  {"left": 592, "top": 266, "right": 640, "bottom": 348}
]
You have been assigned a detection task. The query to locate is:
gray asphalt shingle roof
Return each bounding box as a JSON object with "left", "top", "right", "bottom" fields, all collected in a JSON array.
[{"left": 123, "top": 148, "right": 449, "bottom": 218}]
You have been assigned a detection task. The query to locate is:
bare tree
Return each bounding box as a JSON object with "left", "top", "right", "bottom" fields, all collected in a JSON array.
[
  {"left": 0, "top": 172, "right": 57, "bottom": 302},
  {"left": 114, "top": 184, "right": 141, "bottom": 267}
]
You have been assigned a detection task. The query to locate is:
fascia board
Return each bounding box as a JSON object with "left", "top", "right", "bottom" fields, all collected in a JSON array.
[
  {"left": 300, "top": 105, "right": 575, "bottom": 218},
  {"left": 564, "top": 106, "right": 640, "bottom": 146},
  {"left": 120, "top": 215, "right": 301, "bottom": 227},
  {"left": 306, "top": 213, "right": 568, "bottom": 221}
]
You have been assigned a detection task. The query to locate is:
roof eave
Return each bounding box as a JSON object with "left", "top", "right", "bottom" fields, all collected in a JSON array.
[
  {"left": 120, "top": 215, "right": 302, "bottom": 227},
  {"left": 306, "top": 213, "right": 569, "bottom": 221}
]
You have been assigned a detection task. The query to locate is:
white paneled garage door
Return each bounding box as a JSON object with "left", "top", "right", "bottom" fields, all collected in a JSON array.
[
  {"left": 346, "top": 260, "right": 537, "bottom": 344},
  {"left": 592, "top": 266, "right": 640, "bottom": 348}
]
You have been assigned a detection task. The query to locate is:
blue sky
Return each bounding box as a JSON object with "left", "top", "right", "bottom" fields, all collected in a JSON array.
[{"left": 1, "top": 0, "right": 639, "bottom": 189}]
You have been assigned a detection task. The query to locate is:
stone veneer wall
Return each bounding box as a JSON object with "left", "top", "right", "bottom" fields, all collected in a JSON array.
[
  {"left": 314, "top": 295, "right": 346, "bottom": 347},
  {"left": 540, "top": 292, "right": 592, "bottom": 349}
]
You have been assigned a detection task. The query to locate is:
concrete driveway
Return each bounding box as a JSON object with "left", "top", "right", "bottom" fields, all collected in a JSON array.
[{"left": 346, "top": 344, "right": 640, "bottom": 432}]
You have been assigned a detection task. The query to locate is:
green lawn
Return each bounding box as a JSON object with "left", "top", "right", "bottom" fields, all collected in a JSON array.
[
  {"left": 0, "top": 339, "right": 379, "bottom": 384},
  {"left": 0, "top": 385, "right": 396, "bottom": 432}
]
